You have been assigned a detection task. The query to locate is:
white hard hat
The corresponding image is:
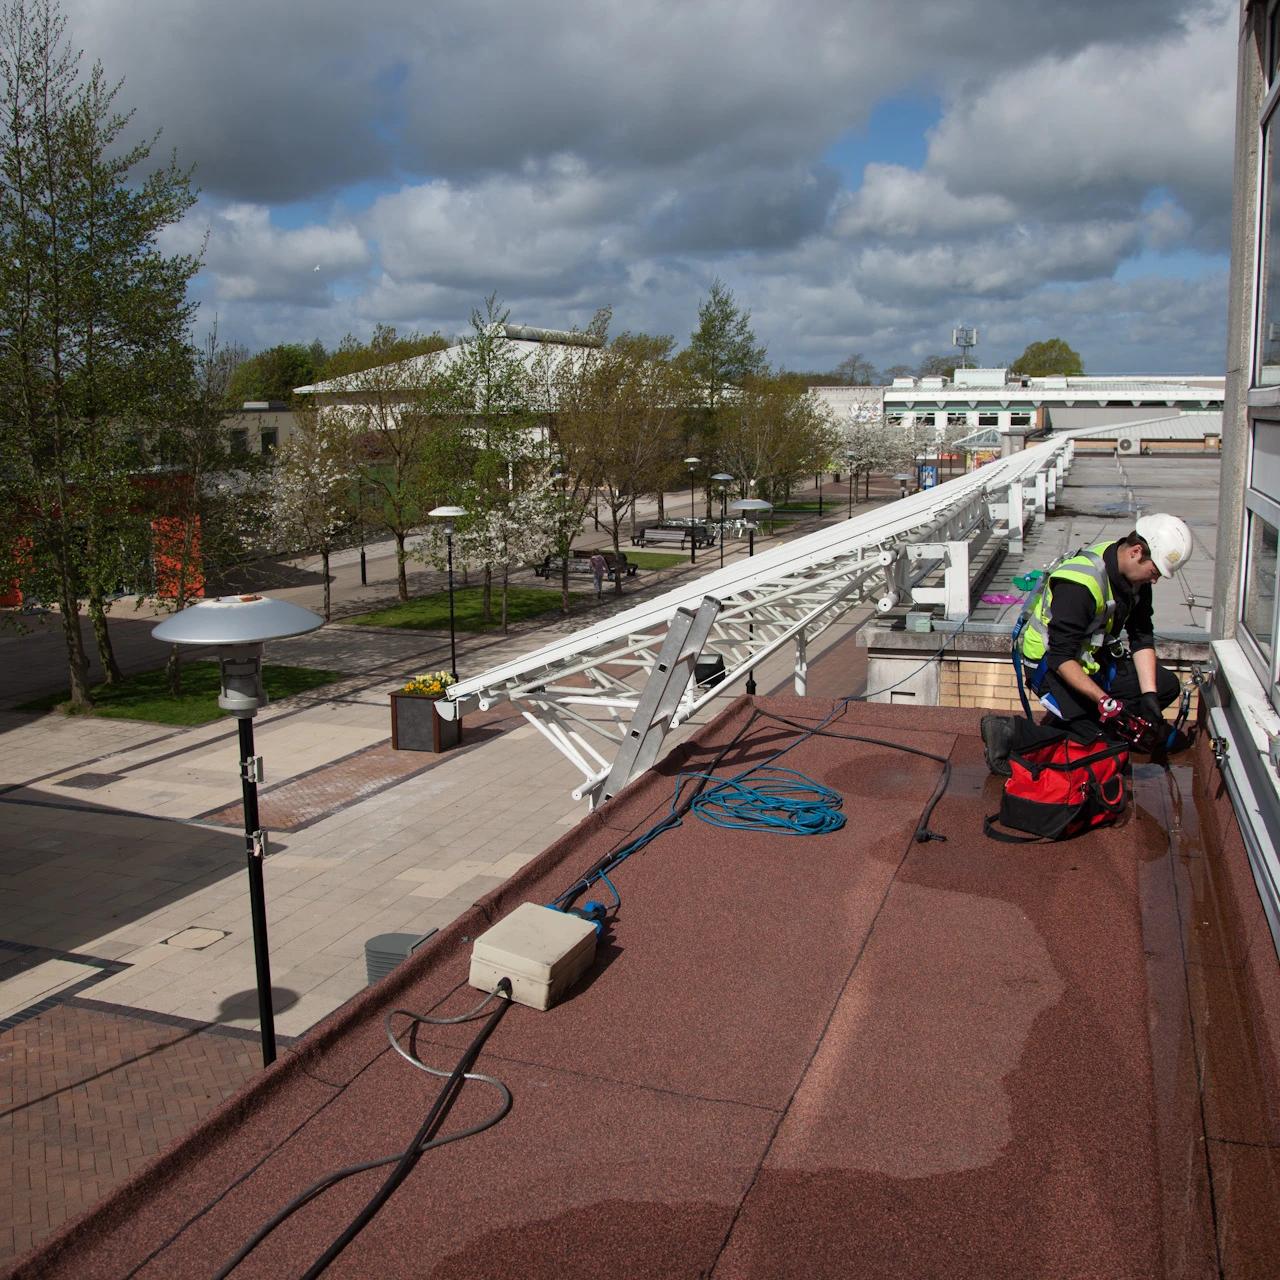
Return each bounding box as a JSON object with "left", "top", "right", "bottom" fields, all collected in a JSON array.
[{"left": 1134, "top": 513, "right": 1193, "bottom": 576}]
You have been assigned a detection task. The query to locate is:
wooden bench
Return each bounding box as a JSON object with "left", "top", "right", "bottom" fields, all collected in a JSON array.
[
  {"left": 633, "top": 526, "right": 691, "bottom": 548},
  {"left": 533, "top": 552, "right": 636, "bottom": 581},
  {"left": 632, "top": 525, "right": 716, "bottom": 548}
]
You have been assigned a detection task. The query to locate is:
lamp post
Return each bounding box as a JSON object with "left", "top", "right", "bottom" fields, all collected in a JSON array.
[
  {"left": 893, "top": 473, "right": 914, "bottom": 499},
  {"left": 729, "top": 498, "right": 772, "bottom": 695},
  {"left": 845, "top": 452, "right": 856, "bottom": 518},
  {"left": 711, "top": 473, "right": 734, "bottom": 569},
  {"left": 358, "top": 480, "right": 367, "bottom": 587},
  {"left": 684, "top": 456, "right": 700, "bottom": 564},
  {"left": 816, "top": 471, "right": 823, "bottom": 518},
  {"left": 151, "top": 595, "right": 323, "bottom": 1067},
  {"left": 429, "top": 506, "right": 467, "bottom": 681}
]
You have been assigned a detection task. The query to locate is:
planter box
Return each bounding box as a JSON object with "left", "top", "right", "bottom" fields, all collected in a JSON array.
[{"left": 390, "top": 692, "right": 462, "bottom": 753}]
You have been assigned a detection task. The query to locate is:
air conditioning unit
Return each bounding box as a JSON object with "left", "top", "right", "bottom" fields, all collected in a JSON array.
[{"left": 1116, "top": 433, "right": 1140, "bottom": 454}]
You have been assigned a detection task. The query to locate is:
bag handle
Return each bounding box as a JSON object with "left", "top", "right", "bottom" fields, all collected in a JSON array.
[
  {"left": 1089, "top": 770, "right": 1126, "bottom": 813},
  {"left": 1008, "top": 740, "right": 1128, "bottom": 780},
  {"left": 983, "top": 814, "right": 1043, "bottom": 844}
]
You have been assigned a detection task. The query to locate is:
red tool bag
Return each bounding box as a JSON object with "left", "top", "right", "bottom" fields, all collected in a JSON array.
[{"left": 984, "top": 730, "right": 1129, "bottom": 843}]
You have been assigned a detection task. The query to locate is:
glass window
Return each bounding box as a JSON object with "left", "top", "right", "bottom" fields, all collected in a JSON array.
[
  {"left": 947, "top": 411, "right": 967, "bottom": 427},
  {"left": 1244, "top": 513, "right": 1278, "bottom": 662},
  {"left": 230, "top": 428, "right": 247, "bottom": 454},
  {"left": 1011, "top": 412, "right": 1031, "bottom": 426},
  {"left": 978, "top": 412, "right": 998, "bottom": 426},
  {"left": 1260, "top": 120, "right": 1280, "bottom": 384},
  {"left": 260, "top": 428, "right": 278, "bottom": 454}
]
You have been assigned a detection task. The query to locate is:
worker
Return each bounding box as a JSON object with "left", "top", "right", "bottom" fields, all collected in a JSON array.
[{"left": 983, "top": 513, "right": 1193, "bottom": 772}]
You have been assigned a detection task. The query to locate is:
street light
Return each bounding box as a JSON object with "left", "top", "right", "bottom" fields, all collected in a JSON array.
[
  {"left": 684, "top": 456, "right": 700, "bottom": 564},
  {"left": 845, "top": 452, "right": 856, "bottom": 519},
  {"left": 429, "top": 506, "right": 467, "bottom": 681},
  {"left": 893, "top": 473, "right": 914, "bottom": 499},
  {"left": 151, "top": 595, "right": 323, "bottom": 1066},
  {"left": 729, "top": 499, "right": 772, "bottom": 695},
  {"left": 711, "top": 473, "right": 734, "bottom": 569}
]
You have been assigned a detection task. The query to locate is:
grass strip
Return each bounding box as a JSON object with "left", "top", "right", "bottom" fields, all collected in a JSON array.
[
  {"left": 349, "top": 585, "right": 581, "bottom": 632},
  {"left": 620, "top": 551, "right": 689, "bottom": 570},
  {"left": 19, "top": 662, "right": 344, "bottom": 727}
]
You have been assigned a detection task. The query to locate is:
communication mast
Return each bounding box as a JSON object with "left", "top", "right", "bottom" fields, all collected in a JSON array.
[{"left": 952, "top": 325, "right": 978, "bottom": 368}]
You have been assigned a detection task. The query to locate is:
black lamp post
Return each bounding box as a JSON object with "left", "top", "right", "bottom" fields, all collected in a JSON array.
[
  {"left": 684, "top": 456, "right": 700, "bottom": 564},
  {"left": 430, "top": 506, "right": 467, "bottom": 681},
  {"left": 730, "top": 498, "right": 772, "bottom": 696},
  {"left": 151, "top": 595, "right": 323, "bottom": 1067},
  {"left": 816, "top": 471, "right": 823, "bottom": 518},
  {"left": 711, "top": 473, "right": 734, "bottom": 569},
  {"left": 845, "top": 452, "right": 856, "bottom": 518},
  {"left": 358, "top": 480, "right": 367, "bottom": 586}
]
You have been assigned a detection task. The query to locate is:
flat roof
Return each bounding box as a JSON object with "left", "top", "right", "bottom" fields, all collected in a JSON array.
[{"left": 17, "top": 695, "right": 1273, "bottom": 1278}]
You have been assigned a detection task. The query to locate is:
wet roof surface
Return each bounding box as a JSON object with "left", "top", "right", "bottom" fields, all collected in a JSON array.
[{"left": 11, "top": 696, "right": 1280, "bottom": 1279}]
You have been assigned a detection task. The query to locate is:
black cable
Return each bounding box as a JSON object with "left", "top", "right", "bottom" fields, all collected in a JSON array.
[
  {"left": 211, "top": 981, "right": 513, "bottom": 1280},
  {"left": 752, "top": 710, "right": 952, "bottom": 843},
  {"left": 300, "top": 980, "right": 512, "bottom": 1278}
]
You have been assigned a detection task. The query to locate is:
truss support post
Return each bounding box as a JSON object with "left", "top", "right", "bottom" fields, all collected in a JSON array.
[
  {"left": 1035, "top": 472, "right": 1047, "bottom": 515},
  {"left": 600, "top": 595, "right": 721, "bottom": 806},
  {"left": 1007, "top": 481, "right": 1024, "bottom": 555},
  {"left": 1046, "top": 461, "right": 1058, "bottom": 510},
  {"left": 794, "top": 629, "right": 808, "bottom": 696},
  {"left": 944, "top": 540, "right": 970, "bottom": 620}
]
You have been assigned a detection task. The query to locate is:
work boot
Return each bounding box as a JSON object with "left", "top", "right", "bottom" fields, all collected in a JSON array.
[{"left": 981, "top": 715, "right": 1016, "bottom": 777}]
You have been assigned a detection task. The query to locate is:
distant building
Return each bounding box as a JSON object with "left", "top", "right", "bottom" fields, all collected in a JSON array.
[
  {"left": 223, "top": 402, "right": 299, "bottom": 456},
  {"left": 811, "top": 369, "right": 1224, "bottom": 444}
]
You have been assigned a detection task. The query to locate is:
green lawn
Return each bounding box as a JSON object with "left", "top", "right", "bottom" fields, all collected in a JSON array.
[
  {"left": 20, "top": 662, "right": 344, "bottom": 726},
  {"left": 623, "top": 551, "right": 688, "bottom": 570},
  {"left": 350, "top": 585, "right": 581, "bottom": 632}
]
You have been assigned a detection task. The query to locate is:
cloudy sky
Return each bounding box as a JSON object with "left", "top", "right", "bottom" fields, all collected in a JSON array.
[{"left": 68, "top": 0, "right": 1236, "bottom": 374}]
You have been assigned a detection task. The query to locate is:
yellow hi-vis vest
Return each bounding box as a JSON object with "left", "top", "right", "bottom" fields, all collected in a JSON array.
[{"left": 1019, "top": 542, "right": 1119, "bottom": 676}]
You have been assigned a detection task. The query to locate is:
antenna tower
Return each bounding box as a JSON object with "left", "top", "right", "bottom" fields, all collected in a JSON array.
[{"left": 952, "top": 325, "right": 978, "bottom": 368}]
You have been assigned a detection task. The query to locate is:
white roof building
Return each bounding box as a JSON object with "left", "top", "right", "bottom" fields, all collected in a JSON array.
[
  {"left": 293, "top": 325, "right": 603, "bottom": 405},
  {"left": 810, "top": 369, "right": 1225, "bottom": 437}
]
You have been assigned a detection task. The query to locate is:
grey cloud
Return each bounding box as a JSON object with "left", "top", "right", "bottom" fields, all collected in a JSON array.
[{"left": 66, "top": 0, "right": 1208, "bottom": 205}]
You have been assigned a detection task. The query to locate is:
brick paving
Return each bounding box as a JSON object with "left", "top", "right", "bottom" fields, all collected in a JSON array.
[
  {"left": 0, "top": 1002, "right": 260, "bottom": 1263},
  {"left": 197, "top": 701, "right": 524, "bottom": 831}
]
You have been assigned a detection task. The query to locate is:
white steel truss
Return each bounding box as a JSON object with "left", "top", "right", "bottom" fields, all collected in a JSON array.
[{"left": 444, "top": 430, "right": 1103, "bottom": 805}]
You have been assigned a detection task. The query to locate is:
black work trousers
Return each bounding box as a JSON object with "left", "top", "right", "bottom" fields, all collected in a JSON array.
[{"left": 1031, "top": 653, "right": 1180, "bottom": 737}]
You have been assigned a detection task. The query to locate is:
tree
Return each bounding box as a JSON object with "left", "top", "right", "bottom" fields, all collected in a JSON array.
[
  {"left": 268, "top": 403, "right": 355, "bottom": 622},
  {"left": 916, "top": 354, "right": 957, "bottom": 380},
  {"left": 682, "top": 277, "right": 766, "bottom": 415},
  {"left": 718, "top": 374, "right": 838, "bottom": 531},
  {"left": 559, "top": 332, "right": 686, "bottom": 592},
  {"left": 444, "top": 295, "right": 543, "bottom": 626},
  {"left": 1010, "top": 338, "right": 1083, "bottom": 377},
  {"left": 880, "top": 363, "right": 914, "bottom": 383},
  {"left": 530, "top": 307, "right": 611, "bottom": 613},
  {"left": 834, "top": 352, "right": 878, "bottom": 385},
  {"left": 0, "top": 0, "right": 198, "bottom": 707},
  {"left": 319, "top": 325, "right": 461, "bottom": 603},
  {"left": 226, "top": 343, "right": 318, "bottom": 404},
  {"left": 841, "top": 417, "right": 895, "bottom": 503},
  {"left": 149, "top": 330, "right": 261, "bottom": 696}
]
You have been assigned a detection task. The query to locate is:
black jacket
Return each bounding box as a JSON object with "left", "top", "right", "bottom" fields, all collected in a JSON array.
[{"left": 1045, "top": 542, "right": 1155, "bottom": 672}]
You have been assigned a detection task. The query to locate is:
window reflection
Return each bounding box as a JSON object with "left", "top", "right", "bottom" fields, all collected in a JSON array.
[
  {"left": 1244, "top": 513, "right": 1278, "bottom": 661},
  {"left": 1263, "top": 123, "right": 1280, "bottom": 384}
]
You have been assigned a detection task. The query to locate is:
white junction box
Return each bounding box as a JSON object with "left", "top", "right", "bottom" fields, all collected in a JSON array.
[{"left": 469, "top": 902, "right": 598, "bottom": 1011}]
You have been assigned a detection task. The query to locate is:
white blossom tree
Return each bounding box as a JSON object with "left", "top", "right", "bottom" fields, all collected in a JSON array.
[{"left": 268, "top": 411, "right": 356, "bottom": 622}]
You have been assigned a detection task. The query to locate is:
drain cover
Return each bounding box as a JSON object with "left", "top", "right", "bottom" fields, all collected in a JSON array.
[
  {"left": 56, "top": 772, "right": 124, "bottom": 790},
  {"left": 162, "top": 928, "right": 228, "bottom": 950}
]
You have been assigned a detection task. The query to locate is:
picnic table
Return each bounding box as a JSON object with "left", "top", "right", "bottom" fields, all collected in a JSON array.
[{"left": 632, "top": 523, "right": 715, "bottom": 548}]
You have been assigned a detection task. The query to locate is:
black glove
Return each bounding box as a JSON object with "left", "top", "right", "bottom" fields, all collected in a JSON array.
[{"left": 1140, "top": 692, "right": 1163, "bottom": 726}]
